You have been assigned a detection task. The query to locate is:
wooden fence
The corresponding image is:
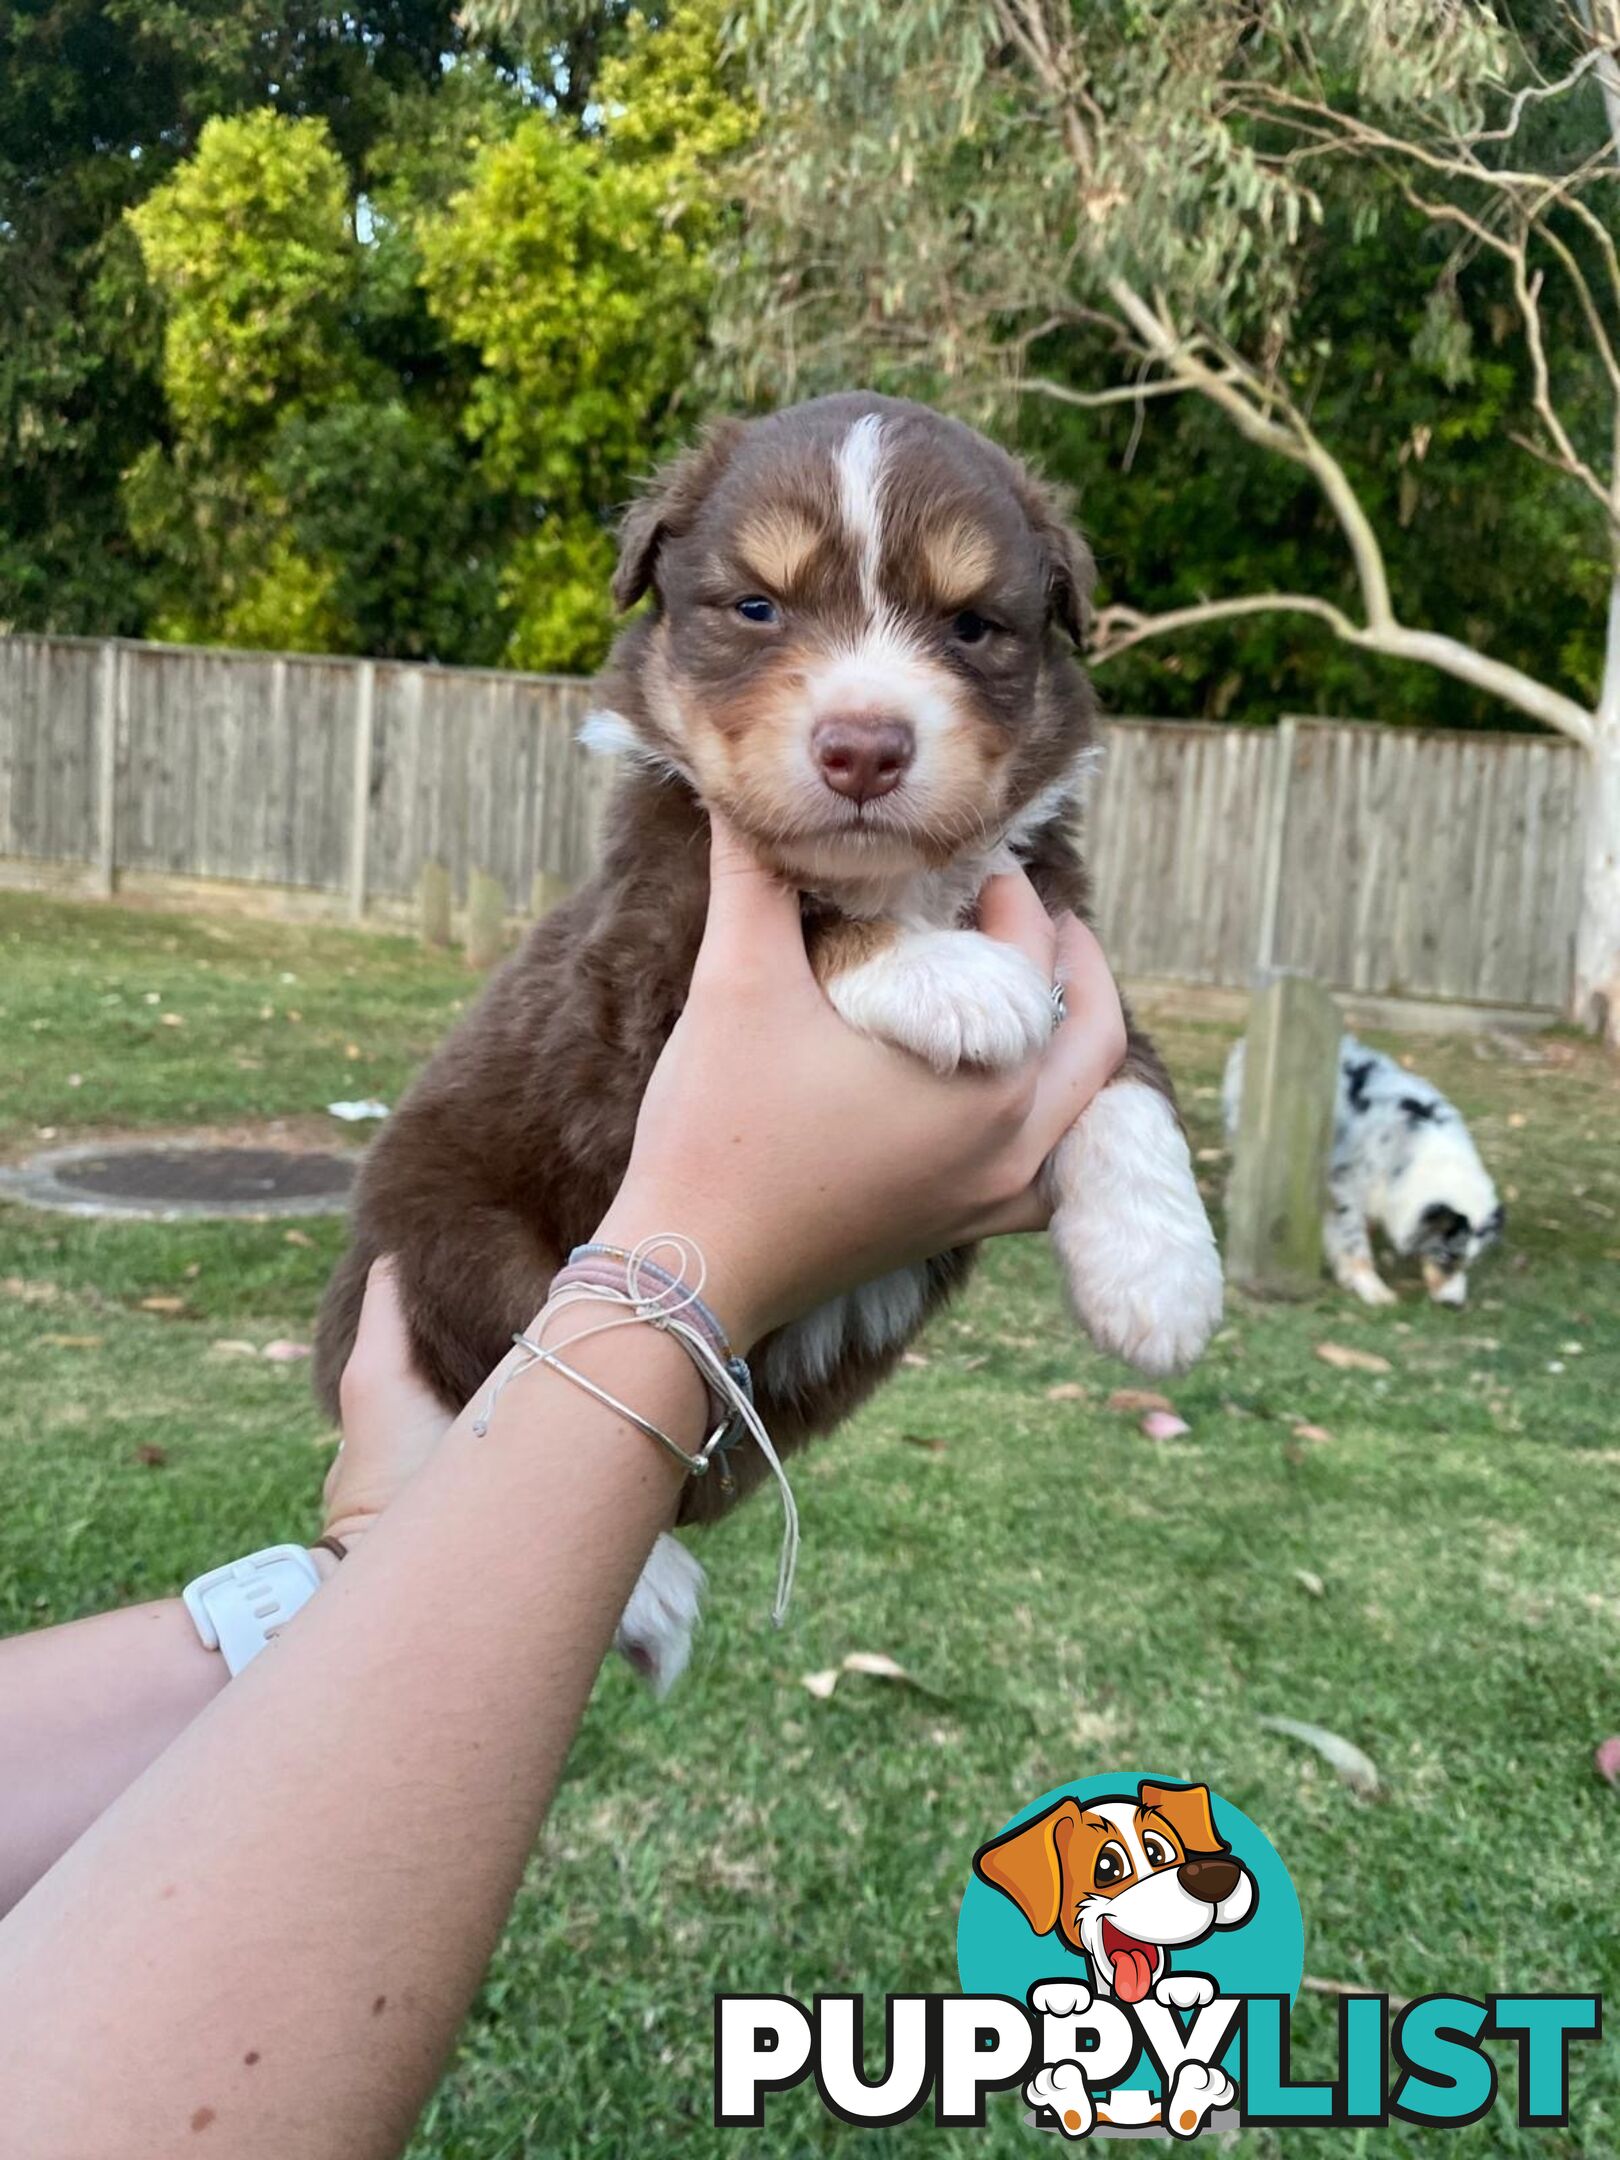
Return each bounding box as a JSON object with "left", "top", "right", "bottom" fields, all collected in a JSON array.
[{"left": 0, "top": 633, "right": 1587, "bottom": 1014}]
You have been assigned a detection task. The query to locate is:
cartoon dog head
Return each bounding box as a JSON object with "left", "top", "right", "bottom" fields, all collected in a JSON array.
[{"left": 973, "top": 1781, "right": 1256, "bottom": 2004}]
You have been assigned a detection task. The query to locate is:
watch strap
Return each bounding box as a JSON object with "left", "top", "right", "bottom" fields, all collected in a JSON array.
[{"left": 182, "top": 1543, "right": 323, "bottom": 1676}]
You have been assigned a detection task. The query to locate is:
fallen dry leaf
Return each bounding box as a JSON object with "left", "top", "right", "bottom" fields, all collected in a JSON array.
[
  {"left": 1045, "top": 1382, "right": 1087, "bottom": 1402},
  {"left": 283, "top": 1228, "right": 314, "bottom": 1249},
  {"left": 134, "top": 1443, "right": 169, "bottom": 1469},
  {"left": 1291, "top": 1423, "right": 1335, "bottom": 1445},
  {"left": 1595, "top": 1737, "right": 1620, "bottom": 1788},
  {"left": 39, "top": 1333, "right": 103, "bottom": 1350},
  {"left": 1314, "top": 1342, "right": 1392, "bottom": 1375},
  {"left": 261, "top": 1339, "right": 312, "bottom": 1363},
  {"left": 900, "top": 1351, "right": 930, "bottom": 1369},
  {"left": 1260, "top": 1715, "right": 1383, "bottom": 1798},
  {"left": 211, "top": 1338, "right": 259, "bottom": 1358},
  {"left": 1108, "top": 1388, "right": 1174, "bottom": 1414},
  {"left": 841, "top": 1651, "right": 911, "bottom": 1682},
  {"left": 899, "top": 1433, "right": 948, "bottom": 1454},
  {"left": 138, "top": 1295, "right": 187, "bottom": 1315},
  {"left": 2, "top": 1275, "right": 59, "bottom": 1305},
  {"left": 801, "top": 1650, "right": 924, "bottom": 1701},
  {"left": 1141, "top": 1409, "right": 1191, "bottom": 1440},
  {"left": 1294, "top": 1568, "right": 1326, "bottom": 1598}
]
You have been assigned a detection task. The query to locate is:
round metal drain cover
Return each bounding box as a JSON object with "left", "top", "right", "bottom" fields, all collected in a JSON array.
[{"left": 0, "top": 1140, "right": 357, "bottom": 1221}]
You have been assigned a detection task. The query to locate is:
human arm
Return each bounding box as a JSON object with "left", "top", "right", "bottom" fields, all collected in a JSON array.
[
  {"left": 0, "top": 1266, "right": 454, "bottom": 1918},
  {"left": 0, "top": 822, "right": 1125, "bottom": 2160}
]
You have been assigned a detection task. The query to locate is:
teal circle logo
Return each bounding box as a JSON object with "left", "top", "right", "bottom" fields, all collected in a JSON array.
[{"left": 957, "top": 1772, "right": 1303, "bottom": 2103}]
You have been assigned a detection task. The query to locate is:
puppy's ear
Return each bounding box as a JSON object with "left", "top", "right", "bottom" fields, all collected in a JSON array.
[
  {"left": 973, "top": 1798, "right": 1083, "bottom": 1937},
  {"left": 613, "top": 417, "right": 748, "bottom": 611},
  {"left": 1138, "top": 1781, "right": 1227, "bottom": 1859},
  {"left": 1014, "top": 469, "right": 1094, "bottom": 646}
]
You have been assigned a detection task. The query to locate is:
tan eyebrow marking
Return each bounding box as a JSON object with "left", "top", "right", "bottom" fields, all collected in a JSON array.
[
  {"left": 734, "top": 507, "right": 826, "bottom": 593},
  {"left": 922, "top": 518, "right": 998, "bottom": 607}
]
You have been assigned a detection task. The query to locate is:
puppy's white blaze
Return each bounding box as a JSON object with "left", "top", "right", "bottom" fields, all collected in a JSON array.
[
  {"left": 828, "top": 927, "right": 1053, "bottom": 1075},
  {"left": 836, "top": 413, "right": 888, "bottom": 611},
  {"left": 1025, "top": 2062, "right": 1093, "bottom": 2139},
  {"left": 1166, "top": 2059, "right": 1236, "bottom": 2141},
  {"left": 807, "top": 610, "right": 960, "bottom": 748},
  {"left": 614, "top": 1531, "right": 705, "bottom": 1696},
  {"left": 1046, "top": 1080, "right": 1223, "bottom": 1377}
]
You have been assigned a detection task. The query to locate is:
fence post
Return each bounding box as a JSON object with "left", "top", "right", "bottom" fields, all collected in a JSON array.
[
  {"left": 1253, "top": 716, "right": 1297, "bottom": 974},
  {"left": 94, "top": 640, "right": 120, "bottom": 897},
  {"left": 465, "top": 870, "right": 506, "bottom": 968},
  {"left": 420, "top": 859, "right": 452, "bottom": 948},
  {"left": 1225, "top": 969, "right": 1340, "bottom": 1298},
  {"left": 347, "top": 659, "right": 376, "bottom": 923}
]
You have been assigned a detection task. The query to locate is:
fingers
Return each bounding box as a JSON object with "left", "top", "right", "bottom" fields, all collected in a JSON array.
[
  {"left": 976, "top": 867, "right": 1058, "bottom": 981},
  {"left": 349, "top": 1253, "right": 408, "bottom": 1365},
  {"left": 1026, "top": 916, "right": 1127, "bottom": 1146},
  {"left": 694, "top": 810, "right": 812, "bottom": 987}
]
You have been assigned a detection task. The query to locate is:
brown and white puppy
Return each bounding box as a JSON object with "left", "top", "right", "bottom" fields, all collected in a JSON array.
[{"left": 314, "top": 393, "right": 1222, "bottom": 1688}]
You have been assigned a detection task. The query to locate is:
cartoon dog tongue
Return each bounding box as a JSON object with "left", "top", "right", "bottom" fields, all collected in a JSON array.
[{"left": 1103, "top": 1923, "right": 1157, "bottom": 2004}]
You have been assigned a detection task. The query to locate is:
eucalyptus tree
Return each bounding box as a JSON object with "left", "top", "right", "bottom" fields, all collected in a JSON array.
[{"left": 725, "top": 0, "right": 1620, "bottom": 1042}]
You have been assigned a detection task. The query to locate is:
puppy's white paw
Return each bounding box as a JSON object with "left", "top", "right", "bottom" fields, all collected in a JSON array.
[
  {"left": 1343, "top": 1263, "right": 1398, "bottom": 1308},
  {"left": 1047, "top": 1080, "right": 1223, "bottom": 1377},
  {"left": 827, "top": 928, "right": 1052, "bottom": 1075},
  {"left": 1165, "top": 2059, "right": 1236, "bottom": 2140},
  {"left": 1031, "top": 1980, "right": 1093, "bottom": 2019},
  {"left": 1154, "top": 1973, "right": 1216, "bottom": 2012},
  {"left": 1025, "top": 2062, "right": 1093, "bottom": 2138},
  {"left": 614, "top": 1532, "right": 705, "bottom": 1696}
]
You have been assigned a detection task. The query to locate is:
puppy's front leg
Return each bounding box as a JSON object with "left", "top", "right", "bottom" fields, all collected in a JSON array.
[
  {"left": 1045, "top": 1044, "right": 1223, "bottom": 1377},
  {"left": 811, "top": 918, "right": 1053, "bottom": 1074}
]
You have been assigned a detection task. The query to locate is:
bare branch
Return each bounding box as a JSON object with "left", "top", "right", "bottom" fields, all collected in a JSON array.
[
  {"left": 1090, "top": 596, "right": 1596, "bottom": 748},
  {"left": 1511, "top": 251, "right": 1619, "bottom": 521},
  {"left": 1010, "top": 373, "right": 1216, "bottom": 410}
]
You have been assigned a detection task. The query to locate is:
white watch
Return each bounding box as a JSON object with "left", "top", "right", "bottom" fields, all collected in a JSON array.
[{"left": 182, "top": 1543, "right": 323, "bottom": 1676}]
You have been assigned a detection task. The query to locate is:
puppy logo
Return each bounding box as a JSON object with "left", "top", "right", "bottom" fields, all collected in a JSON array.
[
  {"left": 972, "top": 1779, "right": 1256, "bottom": 2006},
  {"left": 961, "top": 1774, "right": 1300, "bottom": 2138}
]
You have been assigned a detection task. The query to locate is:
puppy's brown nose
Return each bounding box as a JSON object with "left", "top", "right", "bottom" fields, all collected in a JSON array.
[
  {"left": 813, "top": 716, "right": 915, "bottom": 804},
  {"left": 1178, "top": 1857, "right": 1240, "bottom": 1905}
]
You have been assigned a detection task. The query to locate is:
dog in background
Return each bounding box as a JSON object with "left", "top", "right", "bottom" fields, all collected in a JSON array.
[
  {"left": 315, "top": 392, "right": 1223, "bottom": 1688},
  {"left": 1224, "top": 1033, "right": 1503, "bottom": 1307}
]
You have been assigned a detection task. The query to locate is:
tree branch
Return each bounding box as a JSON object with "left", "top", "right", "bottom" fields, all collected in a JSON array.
[{"left": 1090, "top": 595, "right": 1595, "bottom": 748}]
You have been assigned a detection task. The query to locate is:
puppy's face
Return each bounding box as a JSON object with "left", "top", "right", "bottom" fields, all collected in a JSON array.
[{"left": 600, "top": 394, "right": 1094, "bottom": 887}]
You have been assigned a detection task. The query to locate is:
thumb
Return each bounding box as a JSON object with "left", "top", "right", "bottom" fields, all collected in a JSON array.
[{"left": 696, "top": 810, "right": 811, "bottom": 983}]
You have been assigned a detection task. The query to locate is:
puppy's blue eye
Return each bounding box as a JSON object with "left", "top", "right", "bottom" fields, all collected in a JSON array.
[
  {"left": 736, "top": 596, "right": 778, "bottom": 625},
  {"left": 952, "top": 609, "right": 993, "bottom": 644}
]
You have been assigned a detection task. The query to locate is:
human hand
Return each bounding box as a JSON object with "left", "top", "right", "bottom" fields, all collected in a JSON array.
[
  {"left": 593, "top": 815, "right": 1127, "bottom": 1351},
  {"left": 321, "top": 1258, "right": 456, "bottom": 1548}
]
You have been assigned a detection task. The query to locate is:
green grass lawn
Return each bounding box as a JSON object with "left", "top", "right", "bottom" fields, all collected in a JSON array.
[{"left": 2, "top": 888, "right": 1617, "bottom": 2158}]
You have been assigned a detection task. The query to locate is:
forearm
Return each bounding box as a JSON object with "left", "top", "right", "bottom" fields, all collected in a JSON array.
[
  {"left": 0, "top": 1312, "right": 700, "bottom": 2160},
  {"left": 0, "top": 1597, "right": 226, "bottom": 1918},
  {"left": 0, "top": 1548, "right": 354, "bottom": 1918}
]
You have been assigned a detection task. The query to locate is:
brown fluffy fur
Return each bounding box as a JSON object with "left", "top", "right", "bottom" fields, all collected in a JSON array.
[{"left": 313, "top": 394, "right": 1176, "bottom": 1527}]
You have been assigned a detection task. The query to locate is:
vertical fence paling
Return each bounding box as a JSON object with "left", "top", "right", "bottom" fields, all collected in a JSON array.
[{"left": 0, "top": 636, "right": 1587, "bottom": 1011}]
